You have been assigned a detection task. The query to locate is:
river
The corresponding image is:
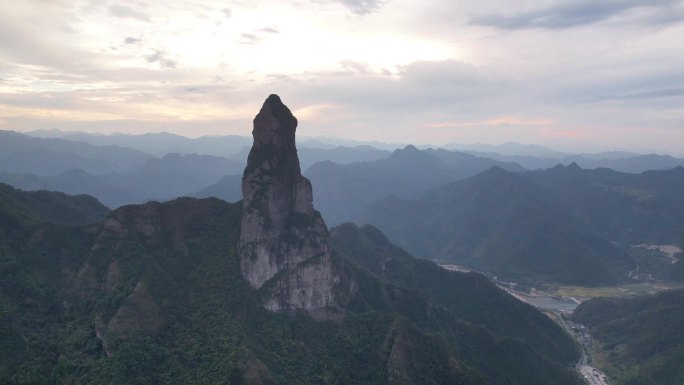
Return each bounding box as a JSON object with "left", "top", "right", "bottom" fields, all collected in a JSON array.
[{"left": 507, "top": 291, "right": 579, "bottom": 312}]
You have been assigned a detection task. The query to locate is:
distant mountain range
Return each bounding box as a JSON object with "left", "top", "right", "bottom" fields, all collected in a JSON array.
[
  {"left": 363, "top": 164, "right": 684, "bottom": 285},
  {"left": 0, "top": 130, "right": 154, "bottom": 176},
  {"left": 460, "top": 150, "right": 684, "bottom": 173},
  {"left": 191, "top": 174, "right": 243, "bottom": 203},
  {"left": 446, "top": 141, "right": 572, "bottom": 158},
  {"left": 3, "top": 129, "right": 684, "bottom": 286},
  {"left": 1, "top": 135, "right": 536, "bottom": 220},
  {"left": 26, "top": 129, "right": 253, "bottom": 158},
  {"left": 526, "top": 164, "right": 684, "bottom": 245},
  {"left": 4, "top": 116, "right": 684, "bottom": 384},
  {"left": 306, "top": 145, "right": 526, "bottom": 225},
  {"left": 29, "top": 129, "right": 407, "bottom": 152},
  {"left": 27, "top": 129, "right": 684, "bottom": 174},
  {"left": 0, "top": 153, "right": 243, "bottom": 208},
  {"left": 227, "top": 144, "right": 391, "bottom": 171},
  {"left": 0, "top": 131, "right": 391, "bottom": 208}
]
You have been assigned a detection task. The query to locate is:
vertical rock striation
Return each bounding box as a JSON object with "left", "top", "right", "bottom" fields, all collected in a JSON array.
[{"left": 238, "top": 94, "right": 340, "bottom": 314}]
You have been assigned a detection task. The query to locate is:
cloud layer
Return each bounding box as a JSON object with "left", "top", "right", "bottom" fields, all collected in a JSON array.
[
  {"left": 471, "top": 0, "right": 684, "bottom": 29},
  {"left": 1, "top": 0, "right": 683, "bottom": 155}
]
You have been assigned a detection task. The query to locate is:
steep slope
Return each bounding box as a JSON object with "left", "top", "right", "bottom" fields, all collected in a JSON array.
[
  {"left": 0, "top": 193, "right": 582, "bottom": 385},
  {"left": 191, "top": 174, "right": 243, "bottom": 203},
  {"left": 363, "top": 167, "right": 632, "bottom": 285},
  {"left": 306, "top": 145, "right": 526, "bottom": 225},
  {"left": 237, "top": 94, "right": 345, "bottom": 315},
  {"left": 331, "top": 223, "right": 580, "bottom": 363},
  {"left": 573, "top": 290, "right": 684, "bottom": 385},
  {"left": 0, "top": 196, "right": 251, "bottom": 383}
]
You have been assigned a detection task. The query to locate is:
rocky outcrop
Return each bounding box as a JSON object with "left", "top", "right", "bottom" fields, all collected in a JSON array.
[{"left": 238, "top": 95, "right": 341, "bottom": 314}]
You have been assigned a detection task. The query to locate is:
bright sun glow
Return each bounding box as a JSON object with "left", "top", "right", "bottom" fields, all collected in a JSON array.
[
  {"left": 78, "top": 1, "right": 456, "bottom": 76},
  {"left": 1, "top": 0, "right": 683, "bottom": 154}
]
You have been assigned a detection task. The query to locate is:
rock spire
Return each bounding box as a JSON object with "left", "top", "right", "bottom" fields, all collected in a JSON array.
[{"left": 238, "top": 95, "right": 339, "bottom": 313}]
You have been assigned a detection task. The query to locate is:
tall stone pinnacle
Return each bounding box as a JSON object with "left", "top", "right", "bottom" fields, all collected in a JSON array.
[{"left": 238, "top": 95, "right": 339, "bottom": 314}]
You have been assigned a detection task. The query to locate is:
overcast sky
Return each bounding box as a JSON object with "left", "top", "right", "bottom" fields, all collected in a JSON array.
[{"left": 1, "top": 0, "right": 684, "bottom": 154}]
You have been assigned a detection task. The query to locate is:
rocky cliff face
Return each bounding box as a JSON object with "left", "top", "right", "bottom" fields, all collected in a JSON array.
[{"left": 238, "top": 95, "right": 340, "bottom": 314}]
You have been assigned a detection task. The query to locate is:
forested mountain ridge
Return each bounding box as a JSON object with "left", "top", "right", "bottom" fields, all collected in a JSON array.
[
  {"left": 363, "top": 166, "right": 635, "bottom": 285},
  {"left": 0, "top": 182, "right": 109, "bottom": 226},
  {"left": 330, "top": 222, "right": 580, "bottom": 362},
  {"left": 0, "top": 95, "right": 583, "bottom": 384},
  {"left": 573, "top": 290, "right": 684, "bottom": 385},
  {"left": 526, "top": 164, "right": 684, "bottom": 245},
  {"left": 0, "top": 191, "right": 582, "bottom": 384}
]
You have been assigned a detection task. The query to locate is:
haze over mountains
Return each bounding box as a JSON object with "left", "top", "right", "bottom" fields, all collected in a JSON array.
[
  {"left": 5, "top": 129, "right": 684, "bottom": 213},
  {"left": 364, "top": 164, "right": 684, "bottom": 283},
  {"left": 306, "top": 145, "right": 525, "bottom": 225},
  {"left": 2, "top": 127, "right": 684, "bottom": 288},
  {"left": 0, "top": 181, "right": 584, "bottom": 384},
  {"left": 3, "top": 95, "right": 684, "bottom": 384},
  {"left": 0, "top": 131, "right": 153, "bottom": 176},
  {"left": 0, "top": 97, "right": 585, "bottom": 384},
  {"left": 5, "top": 0, "right": 684, "bottom": 381}
]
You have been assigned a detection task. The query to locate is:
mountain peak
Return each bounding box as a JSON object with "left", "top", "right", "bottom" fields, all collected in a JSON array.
[
  {"left": 392, "top": 144, "right": 422, "bottom": 156},
  {"left": 479, "top": 165, "right": 513, "bottom": 177},
  {"left": 252, "top": 94, "right": 299, "bottom": 148},
  {"left": 238, "top": 95, "right": 342, "bottom": 316},
  {"left": 389, "top": 144, "right": 442, "bottom": 165},
  {"left": 549, "top": 162, "right": 582, "bottom": 173}
]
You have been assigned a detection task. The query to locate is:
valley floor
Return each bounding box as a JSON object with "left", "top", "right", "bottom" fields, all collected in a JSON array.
[
  {"left": 557, "top": 315, "right": 610, "bottom": 385},
  {"left": 578, "top": 365, "right": 610, "bottom": 385},
  {"left": 439, "top": 263, "right": 684, "bottom": 385}
]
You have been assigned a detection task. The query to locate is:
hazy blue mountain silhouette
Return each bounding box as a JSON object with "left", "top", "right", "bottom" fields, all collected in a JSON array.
[{"left": 306, "top": 145, "right": 526, "bottom": 225}]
